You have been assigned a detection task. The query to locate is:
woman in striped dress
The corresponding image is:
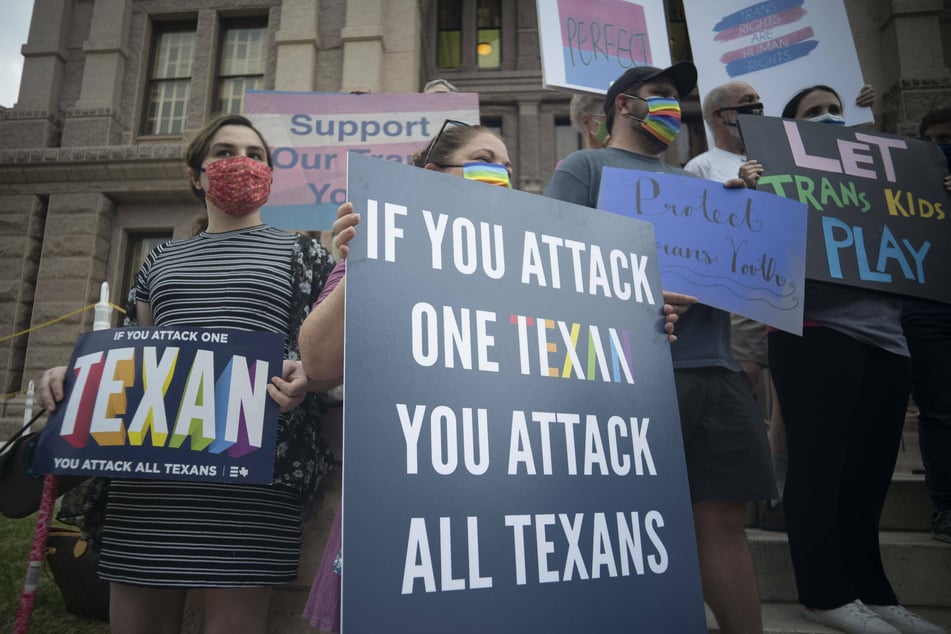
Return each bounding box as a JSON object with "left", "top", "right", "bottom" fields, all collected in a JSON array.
[{"left": 38, "top": 114, "right": 337, "bottom": 633}]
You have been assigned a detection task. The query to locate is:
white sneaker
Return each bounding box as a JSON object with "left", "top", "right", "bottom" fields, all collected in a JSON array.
[
  {"left": 867, "top": 604, "right": 947, "bottom": 634},
  {"left": 802, "top": 600, "right": 900, "bottom": 633}
]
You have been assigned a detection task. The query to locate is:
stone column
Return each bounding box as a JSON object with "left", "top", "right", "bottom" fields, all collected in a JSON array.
[
  {"left": 849, "top": 0, "right": 951, "bottom": 134},
  {"left": 24, "top": 192, "right": 116, "bottom": 386},
  {"left": 380, "top": 0, "right": 421, "bottom": 92},
  {"left": 517, "top": 100, "right": 542, "bottom": 194},
  {"left": 888, "top": 0, "right": 951, "bottom": 134},
  {"left": 0, "top": 0, "right": 73, "bottom": 149},
  {"left": 340, "top": 0, "right": 385, "bottom": 91},
  {"left": 61, "top": 0, "right": 133, "bottom": 146},
  {"left": 275, "top": 0, "right": 321, "bottom": 92},
  {"left": 0, "top": 195, "right": 46, "bottom": 416},
  {"left": 183, "top": 11, "right": 220, "bottom": 136}
]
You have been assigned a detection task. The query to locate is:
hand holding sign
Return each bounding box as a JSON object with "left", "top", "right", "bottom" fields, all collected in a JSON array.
[
  {"left": 341, "top": 153, "right": 705, "bottom": 633},
  {"left": 739, "top": 114, "right": 951, "bottom": 302},
  {"left": 33, "top": 327, "right": 285, "bottom": 483}
]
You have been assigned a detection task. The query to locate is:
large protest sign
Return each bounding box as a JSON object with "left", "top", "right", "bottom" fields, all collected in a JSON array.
[
  {"left": 33, "top": 327, "right": 284, "bottom": 483},
  {"left": 341, "top": 153, "right": 706, "bottom": 633},
  {"left": 740, "top": 114, "right": 951, "bottom": 303},
  {"left": 536, "top": 0, "right": 671, "bottom": 94},
  {"left": 682, "top": 0, "right": 873, "bottom": 127},
  {"left": 597, "top": 167, "right": 808, "bottom": 334},
  {"left": 244, "top": 91, "right": 480, "bottom": 230}
]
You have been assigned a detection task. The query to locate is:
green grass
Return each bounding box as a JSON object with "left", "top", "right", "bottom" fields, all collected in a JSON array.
[{"left": 0, "top": 514, "right": 110, "bottom": 633}]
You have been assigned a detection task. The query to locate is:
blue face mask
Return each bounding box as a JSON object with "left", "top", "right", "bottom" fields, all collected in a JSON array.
[
  {"left": 807, "top": 113, "right": 845, "bottom": 125},
  {"left": 938, "top": 143, "right": 951, "bottom": 170}
]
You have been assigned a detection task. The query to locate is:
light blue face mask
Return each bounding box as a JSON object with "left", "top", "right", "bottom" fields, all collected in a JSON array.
[{"left": 807, "top": 113, "right": 845, "bottom": 125}]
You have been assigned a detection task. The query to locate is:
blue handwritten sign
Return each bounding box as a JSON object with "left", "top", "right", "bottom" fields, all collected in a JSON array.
[
  {"left": 341, "top": 153, "right": 705, "bottom": 632},
  {"left": 597, "top": 167, "right": 808, "bottom": 334},
  {"left": 33, "top": 327, "right": 284, "bottom": 483},
  {"left": 739, "top": 114, "right": 951, "bottom": 304}
]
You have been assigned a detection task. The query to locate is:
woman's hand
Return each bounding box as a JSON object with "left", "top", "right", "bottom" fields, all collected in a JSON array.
[
  {"left": 738, "top": 159, "right": 763, "bottom": 189},
  {"left": 856, "top": 84, "right": 875, "bottom": 108},
  {"left": 332, "top": 202, "right": 360, "bottom": 258},
  {"left": 268, "top": 360, "right": 309, "bottom": 413},
  {"left": 37, "top": 366, "right": 68, "bottom": 413},
  {"left": 662, "top": 291, "right": 698, "bottom": 343}
]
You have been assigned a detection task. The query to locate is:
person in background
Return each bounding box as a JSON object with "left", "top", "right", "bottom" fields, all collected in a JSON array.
[
  {"left": 903, "top": 106, "right": 951, "bottom": 546},
  {"left": 569, "top": 93, "right": 608, "bottom": 149},
  {"left": 684, "top": 80, "right": 763, "bottom": 181},
  {"left": 300, "top": 117, "right": 688, "bottom": 631},
  {"left": 683, "top": 82, "right": 784, "bottom": 524},
  {"left": 697, "top": 82, "right": 876, "bottom": 529},
  {"left": 300, "top": 121, "right": 514, "bottom": 633},
  {"left": 544, "top": 61, "right": 775, "bottom": 634},
  {"left": 422, "top": 78, "right": 458, "bottom": 94},
  {"left": 745, "top": 86, "right": 946, "bottom": 634},
  {"left": 37, "top": 114, "right": 338, "bottom": 634}
]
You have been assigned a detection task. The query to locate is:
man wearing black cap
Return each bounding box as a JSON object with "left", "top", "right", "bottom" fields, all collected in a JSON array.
[{"left": 544, "top": 62, "right": 775, "bottom": 634}]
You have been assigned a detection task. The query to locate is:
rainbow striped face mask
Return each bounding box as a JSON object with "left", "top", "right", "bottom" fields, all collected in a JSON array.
[
  {"left": 461, "top": 162, "right": 512, "bottom": 188},
  {"left": 625, "top": 95, "right": 682, "bottom": 146}
]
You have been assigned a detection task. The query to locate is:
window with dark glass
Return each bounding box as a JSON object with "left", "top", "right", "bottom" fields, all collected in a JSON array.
[
  {"left": 216, "top": 19, "right": 267, "bottom": 114},
  {"left": 144, "top": 22, "right": 196, "bottom": 136},
  {"left": 666, "top": 0, "right": 692, "bottom": 62},
  {"left": 476, "top": 0, "right": 501, "bottom": 69},
  {"left": 481, "top": 116, "right": 502, "bottom": 138},
  {"left": 437, "top": 0, "right": 462, "bottom": 69},
  {"left": 554, "top": 117, "right": 579, "bottom": 161}
]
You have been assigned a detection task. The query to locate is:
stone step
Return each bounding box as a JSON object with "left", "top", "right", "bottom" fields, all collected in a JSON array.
[
  {"left": 882, "top": 472, "right": 934, "bottom": 531},
  {"left": 707, "top": 603, "right": 951, "bottom": 633},
  {"left": 748, "top": 529, "right": 951, "bottom": 606}
]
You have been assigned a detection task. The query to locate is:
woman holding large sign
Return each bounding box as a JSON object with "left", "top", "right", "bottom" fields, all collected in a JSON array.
[
  {"left": 299, "top": 119, "right": 515, "bottom": 633},
  {"left": 746, "top": 87, "right": 945, "bottom": 634},
  {"left": 37, "top": 114, "right": 338, "bottom": 634}
]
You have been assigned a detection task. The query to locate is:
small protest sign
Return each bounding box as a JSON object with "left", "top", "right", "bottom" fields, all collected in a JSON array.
[
  {"left": 739, "top": 114, "right": 951, "bottom": 303},
  {"left": 243, "top": 91, "right": 480, "bottom": 230},
  {"left": 536, "top": 0, "right": 671, "bottom": 94},
  {"left": 598, "top": 167, "right": 808, "bottom": 333},
  {"left": 682, "top": 0, "right": 873, "bottom": 131},
  {"left": 340, "top": 153, "right": 706, "bottom": 633},
  {"left": 33, "top": 327, "right": 284, "bottom": 483}
]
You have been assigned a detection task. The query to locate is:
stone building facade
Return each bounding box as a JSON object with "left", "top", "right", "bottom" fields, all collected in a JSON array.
[{"left": 0, "top": 0, "right": 948, "bottom": 631}]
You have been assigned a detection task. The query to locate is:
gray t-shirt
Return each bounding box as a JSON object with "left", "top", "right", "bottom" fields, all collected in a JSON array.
[
  {"left": 803, "top": 281, "right": 908, "bottom": 357},
  {"left": 544, "top": 147, "right": 740, "bottom": 371}
]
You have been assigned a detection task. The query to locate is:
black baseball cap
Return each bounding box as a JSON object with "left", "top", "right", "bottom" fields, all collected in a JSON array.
[{"left": 604, "top": 61, "right": 698, "bottom": 129}]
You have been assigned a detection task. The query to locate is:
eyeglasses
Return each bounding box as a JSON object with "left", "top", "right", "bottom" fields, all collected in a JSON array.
[
  {"left": 422, "top": 119, "right": 470, "bottom": 167},
  {"left": 716, "top": 102, "right": 765, "bottom": 116}
]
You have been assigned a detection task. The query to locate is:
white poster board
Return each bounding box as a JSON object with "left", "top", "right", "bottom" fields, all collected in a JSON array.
[
  {"left": 536, "top": 0, "right": 672, "bottom": 95},
  {"left": 682, "top": 0, "right": 872, "bottom": 125}
]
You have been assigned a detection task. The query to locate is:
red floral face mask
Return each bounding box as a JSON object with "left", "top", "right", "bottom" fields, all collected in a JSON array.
[{"left": 201, "top": 156, "right": 273, "bottom": 217}]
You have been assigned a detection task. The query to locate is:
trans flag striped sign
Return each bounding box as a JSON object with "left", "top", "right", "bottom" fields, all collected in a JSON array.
[
  {"left": 244, "top": 90, "right": 479, "bottom": 231},
  {"left": 683, "top": 0, "right": 873, "bottom": 125}
]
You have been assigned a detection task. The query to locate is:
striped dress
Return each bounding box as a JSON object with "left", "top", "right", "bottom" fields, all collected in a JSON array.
[{"left": 97, "top": 225, "right": 334, "bottom": 587}]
